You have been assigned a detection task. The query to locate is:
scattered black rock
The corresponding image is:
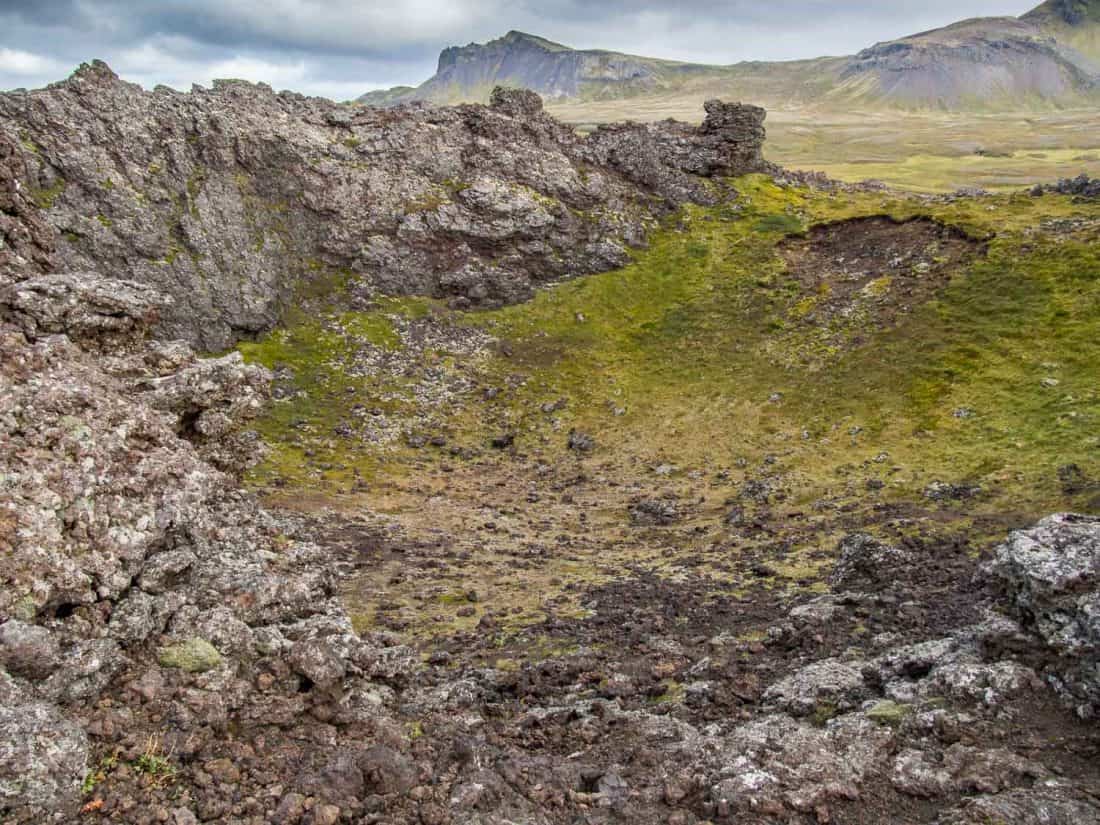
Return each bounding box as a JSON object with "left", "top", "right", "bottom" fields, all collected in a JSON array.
[
  {"left": 567, "top": 429, "right": 595, "bottom": 453},
  {"left": 629, "top": 498, "right": 681, "bottom": 526},
  {"left": 830, "top": 533, "right": 910, "bottom": 588},
  {"left": 924, "top": 480, "right": 982, "bottom": 502}
]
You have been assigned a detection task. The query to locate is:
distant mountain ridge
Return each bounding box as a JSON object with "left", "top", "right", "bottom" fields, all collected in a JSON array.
[
  {"left": 360, "top": 31, "right": 713, "bottom": 106},
  {"left": 359, "top": 1, "right": 1100, "bottom": 111}
]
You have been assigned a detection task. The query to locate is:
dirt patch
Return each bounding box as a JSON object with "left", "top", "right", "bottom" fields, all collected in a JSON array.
[{"left": 779, "top": 216, "right": 984, "bottom": 334}]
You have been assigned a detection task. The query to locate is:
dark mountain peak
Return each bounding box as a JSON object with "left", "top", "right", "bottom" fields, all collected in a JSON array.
[
  {"left": 437, "top": 30, "right": 573, "bottom": 73},
  {"left": 496, "top": 30, "right": 574, "bottom": 52}
]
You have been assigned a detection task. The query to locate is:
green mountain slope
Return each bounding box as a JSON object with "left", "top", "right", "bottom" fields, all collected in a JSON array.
[{"left": 1025, "top": 0, "right": 1100, "bottom": 62}]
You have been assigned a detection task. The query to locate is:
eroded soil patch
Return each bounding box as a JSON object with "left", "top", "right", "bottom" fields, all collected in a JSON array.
[{"left": 779, "top": 216, "right": 984, "bottom": 338}]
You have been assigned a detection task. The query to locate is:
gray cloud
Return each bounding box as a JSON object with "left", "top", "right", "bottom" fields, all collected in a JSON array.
[{"left": 0, "top": 1, "right": 1040, "bottom": 100}]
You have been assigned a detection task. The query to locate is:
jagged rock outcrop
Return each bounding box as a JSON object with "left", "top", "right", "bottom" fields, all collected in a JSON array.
[
  {"left": 1034, "top": 172, "right": 1100, "bottom": 197},
  {"left": 0, "top": 272, "right": 167, "bottom": 351},
  {"left": 581, "top": 100, "right": 767, "bottom": 202},
  {"left": 983, "top": 513, "right": 1100, "bottom": 717},
  {"left": 0, "top": 132, "right": 55, "bottom": 285},
  {"left": 0, "top": 273, "right": 415, "bottom": 821},
  {"left": 0, "top": 63, "right": 765, "bottom": 349}
]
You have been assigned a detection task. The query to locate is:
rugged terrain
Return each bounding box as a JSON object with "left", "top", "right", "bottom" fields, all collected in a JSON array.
[
  {"left": 0, "top": 65, "right": 763, "bottom": 350},
  {"left": 360, "top": 1, "right": 1100, "bottom": 111},
  {"left": 3, "top": 70, "right": 1100, "bottom": 825}
]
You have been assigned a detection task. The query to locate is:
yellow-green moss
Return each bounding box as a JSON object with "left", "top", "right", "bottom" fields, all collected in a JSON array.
[
  {"left": 158, "top": 638, "right": 221, "bottom": 673},
  {"left": 29, "top": 178, "right": 65, "bottom": 209}
]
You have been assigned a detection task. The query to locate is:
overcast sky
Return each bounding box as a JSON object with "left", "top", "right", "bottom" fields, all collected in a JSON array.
[{"left": 0, "top": 1, "right": 1039, "bottom": 100}]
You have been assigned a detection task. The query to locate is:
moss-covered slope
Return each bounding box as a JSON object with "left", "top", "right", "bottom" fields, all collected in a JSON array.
[
  {"left": 239, "top": 177, "right": 1100, "bottom": 639},
  {"left": 243, "top": 177, "right": 1100, "bottom": 518}
]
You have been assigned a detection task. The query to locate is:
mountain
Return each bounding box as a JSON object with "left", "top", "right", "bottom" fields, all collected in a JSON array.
[
  {"left": 1024, "top": 0, "right": 1100, "bottom": 62},
  {"left": 359, "top": 30, "right": 730, "bottom": 106},
  {"left": 836, "top": 15, "right": 1097, "bottom": 108},
  {"left": 360, "top": 2, "right": 1100, "bottom": 111}
]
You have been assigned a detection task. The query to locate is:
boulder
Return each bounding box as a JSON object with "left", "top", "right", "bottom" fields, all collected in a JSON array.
[
  {"left": 983, "top": 513, "right": 1100, "bottom": 716},
  {"left": 0, "top": 272, "right": 167, "bottom": 350},
  {"left": 0, "top": 699, "right": 87, "bottom": 814},
  {"left": 830, "top": 533, "right": 909, "bottom": 588}
]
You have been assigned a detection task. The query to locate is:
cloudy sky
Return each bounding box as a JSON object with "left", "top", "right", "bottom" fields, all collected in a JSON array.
[{"left": 0, "top": 1, "right": 1039, "bottom": 100}]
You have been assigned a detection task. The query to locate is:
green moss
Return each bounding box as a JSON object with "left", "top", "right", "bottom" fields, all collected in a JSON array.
[
  {"left": 237, "top": 297, "right": 439, "bottom": 489},
  {"left": 442, "top": 178, "right": 471, "bottom": 195},
  {"left": 158, "top": 638, "right": 222, "bottom": 673},
  {"left": 245, "top": 174, "right": 1100, "bottom": 557},
  {"left": 755, "top": 213, "right": 805, "bottom": 234},
  {"left": 29, "top": 178, "right": 65, "bottom": 209},
  {"left": 438, "top": 176, "right": 1100, "bottom": 526},
  {"left": 404, "top": 188, "right": 450, "bottom": 214},
  {"left": 186, "top": 167, "right": 206, "bottom": 217},
  {"left": 19, "top": 133, "right": 40, "bottom": 155},
  {"left": 650, "top": 679, "right": 686, "bottom": 704},
  {"left": 161, "top": 244, "right": 183, "bottom": 265},
  {"left": 866, "top": 700, "right": 913, "bottom": 726},
  {"left": 95, "top": 214, "right": 112, "bottom": 228},
  {"left": 811, "top": 700, "right": 839, "bottom": 726},
  {"left": 437, "top": 590, "right": 476, "bottom": 605}
]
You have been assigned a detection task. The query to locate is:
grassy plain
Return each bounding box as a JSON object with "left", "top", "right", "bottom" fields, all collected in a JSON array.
[{"left": 549, "top": 101, "right": 1100, "bottom": 192}]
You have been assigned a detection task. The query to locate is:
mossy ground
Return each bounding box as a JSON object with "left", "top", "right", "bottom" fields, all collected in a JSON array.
[{"left": 241, "top": 176, "right": 1100, "bottom": 647}]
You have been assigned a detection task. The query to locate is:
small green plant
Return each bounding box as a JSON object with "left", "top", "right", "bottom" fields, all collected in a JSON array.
[
  {"left": 81, "top": 753, "right": 119, "bottom": 795},
  {"left": 132, "top": 735, "right": 176, "bottom": 787},
  {"left": 29, "top": 178, "right": 65, "bottom": 209},
  {"left": 811, "top": 701, "right": 839, "bottom": 727}
]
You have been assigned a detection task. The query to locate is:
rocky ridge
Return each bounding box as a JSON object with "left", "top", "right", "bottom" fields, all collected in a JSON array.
[{"left": 0, "top": 66, "right": 764, "bottom": 350}]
